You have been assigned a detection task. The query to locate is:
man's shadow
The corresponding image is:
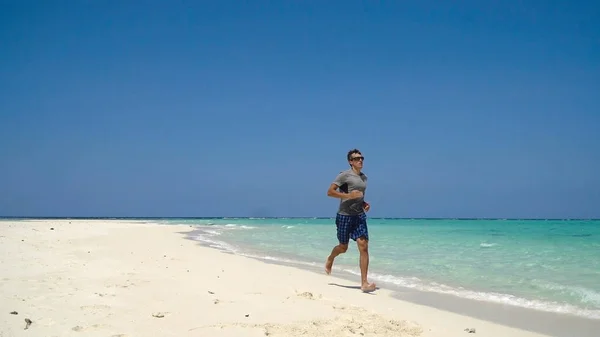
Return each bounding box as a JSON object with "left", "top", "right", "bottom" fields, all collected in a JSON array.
[{"left": 328, "top": 282, "right": 379, "bottom": 294}]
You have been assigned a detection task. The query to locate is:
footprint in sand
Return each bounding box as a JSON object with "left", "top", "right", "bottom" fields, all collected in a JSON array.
[
  {"left": 297, "top": 292, "right": 314, "bottom": 299},
  {"left": 196, "top": 317, "right": 423, "bottom": 337},
  {"left": 80, "top": 304, "right": 111, "bottom": 311},
  {"left": 296, "top": 291, "right": 322, "bottom": 300},
  {"left": 94, "top": 292, "right": 116, "bottom": 298},
  {"left": 107, "top": 279, "right": 148, "bottom": 289},
  {"left": 71, "top": 324, "right": 111, "bottom": 332},
  {"left": 191, "top": 326, "right": 265, "bottom": 337}
]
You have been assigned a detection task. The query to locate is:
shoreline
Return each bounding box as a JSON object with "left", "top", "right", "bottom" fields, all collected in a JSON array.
[
  {"left": 0, "top": 219, "right": 596, "bottom": 337},
  {"left": 182, "top": 227, "right": 600, "bottom": 337},
  {"left": 3, "top": 216, "right": 600, "bottom": 220}
]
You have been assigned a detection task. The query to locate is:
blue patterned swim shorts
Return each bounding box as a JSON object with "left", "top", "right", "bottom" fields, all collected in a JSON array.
[{"left": 335, "top": 212, "right": 369, "bottom": 244}]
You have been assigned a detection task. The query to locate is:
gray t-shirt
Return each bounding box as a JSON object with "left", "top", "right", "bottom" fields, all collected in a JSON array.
[{"left": 332, "top": 169, "right": 368, "bottom": 215}]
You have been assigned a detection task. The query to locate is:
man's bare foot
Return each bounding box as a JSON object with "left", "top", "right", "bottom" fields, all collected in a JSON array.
[
  {"left": 325, "top": 256, "right": 334, "bottom": 275},
  {"left": 361, "top": 282, "right": 377, "bottom": 293}
]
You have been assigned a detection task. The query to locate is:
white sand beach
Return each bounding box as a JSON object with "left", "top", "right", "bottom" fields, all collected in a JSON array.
[{"left": 0, "top": 219, "right": 555, "bottom": 337}]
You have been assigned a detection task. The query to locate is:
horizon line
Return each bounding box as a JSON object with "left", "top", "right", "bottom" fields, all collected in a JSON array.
[{"left": 1, "top": 216, "right": 599, "bottom": 221}]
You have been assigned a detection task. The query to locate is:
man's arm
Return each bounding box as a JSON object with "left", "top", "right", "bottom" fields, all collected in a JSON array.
[
  {"left": 327, "top": 183, "right": 348, "bottom": 199},
  {"left": 327, "top": 171, "right": 347, "bottom": 199},
  {"left": 327, "top": 183, "right": 363, "bottom": 199},
  {"left": 328, "top": 171, "right": 363, "bottom": 199}
]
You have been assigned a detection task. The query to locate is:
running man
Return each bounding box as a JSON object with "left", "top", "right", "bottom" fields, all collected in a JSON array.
[{"left": 325, "top": 148, "right": 377, "bottom": 292}]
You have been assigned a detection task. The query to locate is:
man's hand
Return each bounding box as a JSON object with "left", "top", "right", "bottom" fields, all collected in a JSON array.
[{"left": 363, "top": 201, "right": 371, "bottom": 212}]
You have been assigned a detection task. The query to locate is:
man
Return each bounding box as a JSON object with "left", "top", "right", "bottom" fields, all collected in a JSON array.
[{"left": 325, "top": 148, "right": 377, "bottom": 293}]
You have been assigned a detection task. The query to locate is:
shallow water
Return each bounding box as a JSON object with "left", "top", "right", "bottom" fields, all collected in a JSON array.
[{"left": 160, "top": 217, "right": 600, "bottom": 320}]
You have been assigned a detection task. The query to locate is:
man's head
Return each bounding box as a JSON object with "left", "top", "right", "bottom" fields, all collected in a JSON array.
[{"left": 347, "top": 148, "right": 364, "bottom": 170}]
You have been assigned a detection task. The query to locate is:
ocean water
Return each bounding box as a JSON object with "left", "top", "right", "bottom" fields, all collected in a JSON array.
[{"left": 162, "top": 217, "right": 600, "bottom": 320}]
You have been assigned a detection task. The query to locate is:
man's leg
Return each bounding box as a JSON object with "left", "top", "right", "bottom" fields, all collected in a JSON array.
[
  {"left": 325, "top": 214, "right": 351, "bottom": 275},
  {"left": 352, "top": 213, "right": 376, "bottom": 292},
  {"left": 356, "top": 237, "right": 376, "bottom": 292},
  {"left": 325, "top": 243, "right": 348, "bottom": 274}
]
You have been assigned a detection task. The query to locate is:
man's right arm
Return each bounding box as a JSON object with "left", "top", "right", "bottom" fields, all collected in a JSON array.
[
  {"left": 327, "top": 183, "right": 348, "bottom": 199},
  {"left": 327, "top": 184, "right": 363, "bottom": 199},
  {"left": 327, "top": 172, "right": 362, "bottom": 199}
]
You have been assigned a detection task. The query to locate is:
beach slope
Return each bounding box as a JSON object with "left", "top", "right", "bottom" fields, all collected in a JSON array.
[{"left": 0, "top": 219, "right": 551, "bottom": 337}]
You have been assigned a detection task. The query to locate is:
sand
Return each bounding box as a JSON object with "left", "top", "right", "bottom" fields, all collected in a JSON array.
[{"left": 0, "top": 219, "right": 555, "bottom": 337}]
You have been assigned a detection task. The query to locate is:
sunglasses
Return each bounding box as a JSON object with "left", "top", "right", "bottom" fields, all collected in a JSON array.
[{"left": 350, "top": 156, "right": 365, "bottom": 161}]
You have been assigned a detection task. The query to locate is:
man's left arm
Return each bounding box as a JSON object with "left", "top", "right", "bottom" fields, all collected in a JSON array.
[{"left": 362, "top": 174, "right": 370, "bottom": 212}]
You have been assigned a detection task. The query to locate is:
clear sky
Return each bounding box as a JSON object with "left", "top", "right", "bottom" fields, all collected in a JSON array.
[{"left": 1, "top": 1, "right": 599, "bottom": 219}]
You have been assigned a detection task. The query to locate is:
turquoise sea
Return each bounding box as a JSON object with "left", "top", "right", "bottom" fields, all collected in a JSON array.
[{"left": 161, "top": 217, "right": 600, "bottom": 320}]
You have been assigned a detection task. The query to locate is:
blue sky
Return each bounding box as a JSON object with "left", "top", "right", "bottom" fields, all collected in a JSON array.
[{"left": 1, "top": 1, "right": 598, "bottom": 218}]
